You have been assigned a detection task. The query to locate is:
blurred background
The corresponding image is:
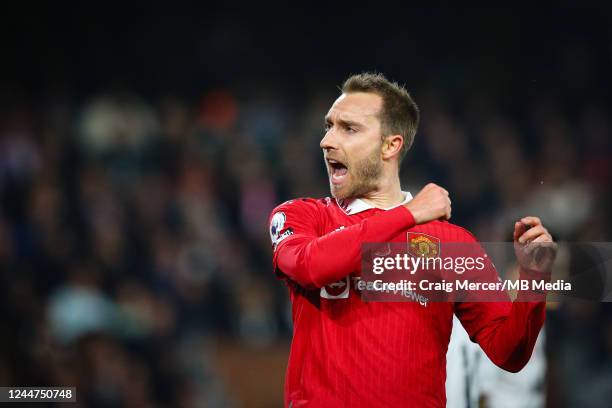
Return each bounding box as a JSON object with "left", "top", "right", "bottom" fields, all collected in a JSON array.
[{"left": 0, "top": 2, "right": 611, "bottom": 407}]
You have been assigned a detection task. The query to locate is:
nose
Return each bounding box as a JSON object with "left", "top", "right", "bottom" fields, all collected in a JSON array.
[{"left": 320, "top": 129, "right": 338, "bottom": 151}]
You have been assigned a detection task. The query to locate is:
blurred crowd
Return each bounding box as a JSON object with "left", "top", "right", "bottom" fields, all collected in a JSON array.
[{"left": 0, "top": 67, "right": 611, "bottom": 406}]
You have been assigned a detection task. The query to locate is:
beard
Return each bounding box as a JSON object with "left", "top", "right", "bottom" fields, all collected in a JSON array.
[{"left": 330, "top": 148, "right": 383, "bottom": 199}]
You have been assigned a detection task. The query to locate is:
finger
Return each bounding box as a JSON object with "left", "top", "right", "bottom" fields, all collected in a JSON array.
[
  {"left": 524, "top": 234, "right": 553, "bottom": 254},
  {"left": 513, "top": 221, "right": 526, "bottom": 241},
  {"left": 518, "top": 225, "right": 548, "bottom": 244},
  {"left": 518, "top": 225, "right": 546, "bottom": 243},
  {"left": 440, "top": 204, "right": 450, "bottom": 220},
  {"left": 531, "top": 233, "right": 553, "bottom": 243},
  {"left": 520, "top": 216, "right": 542, "bottom": 228}
]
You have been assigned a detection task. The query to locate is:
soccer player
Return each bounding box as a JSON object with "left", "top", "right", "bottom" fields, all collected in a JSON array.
[
  {"left": 268, "top": 73, "right": 555, "bottom": 407},
  {"left": 445, "top": 316, "right": 547, "bottom": 408}
]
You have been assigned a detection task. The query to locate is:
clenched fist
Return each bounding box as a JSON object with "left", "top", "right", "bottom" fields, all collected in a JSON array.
[
  {"left": 404, "top": 183, "right": 452, "bottom": 224},
  {"left": 513, "top": 216, "right": 557, "bottom": 272}
]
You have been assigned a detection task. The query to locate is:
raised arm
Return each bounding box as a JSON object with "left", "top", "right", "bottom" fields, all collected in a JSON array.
[
  {"left": 455, "top": 217, "right": 555, "bottom": 372},
  {"left": 270, "top": 183, "right": 452, "bottom": 288}
]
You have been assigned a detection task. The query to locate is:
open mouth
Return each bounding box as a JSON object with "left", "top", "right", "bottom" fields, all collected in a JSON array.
[{"left": 326, "top": 158, "right": 348, "bottom": 184}]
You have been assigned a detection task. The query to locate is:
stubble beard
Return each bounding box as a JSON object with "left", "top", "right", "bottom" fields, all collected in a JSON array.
[{"left": 330, "top": 149, "right": 383, "bottom": 200}]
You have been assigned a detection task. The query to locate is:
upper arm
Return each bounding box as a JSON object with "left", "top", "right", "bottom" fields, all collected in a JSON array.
[{"left": 268, "top": 199, "right": 322, "bottom": 279}]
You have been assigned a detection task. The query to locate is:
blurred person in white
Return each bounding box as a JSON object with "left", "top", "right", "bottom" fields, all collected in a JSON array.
[
  {"left": 446, "top": 253, "right": 547, "bottom": 408},
  {"left": 446, "top": 315, "right": 480, "bottom": 408},
  {"left": 446, "top": 316, "right": 546, "bottom": 408}
]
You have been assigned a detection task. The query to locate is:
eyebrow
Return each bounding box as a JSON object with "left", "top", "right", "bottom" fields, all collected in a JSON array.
[{"left": 324, "top": 116, "right": 364, "bottom": 128}]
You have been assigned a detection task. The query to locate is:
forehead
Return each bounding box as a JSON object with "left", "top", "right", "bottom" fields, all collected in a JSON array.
[{"left": 326, "top": 92, "right": 383, "bottom": 123}]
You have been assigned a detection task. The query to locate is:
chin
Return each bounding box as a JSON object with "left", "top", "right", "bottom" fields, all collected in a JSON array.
[
  {"left": 329, "top": 184, "right": 340, "bottom": 199},
  {"left": 329, "top": 184, "right": 350, "bottom": 200}
]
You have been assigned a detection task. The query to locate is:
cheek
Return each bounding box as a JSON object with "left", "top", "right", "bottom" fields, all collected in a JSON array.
[
  {"left": 351, "top": 138, "right": 381, "bottom": 160},
  {"left": 342, "top": 132, "right": 381, "bottom": 164}
]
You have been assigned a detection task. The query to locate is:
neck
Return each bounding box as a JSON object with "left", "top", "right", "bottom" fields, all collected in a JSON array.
[{"left": 359, "top": 173, "right": 403, "bottom": 209}]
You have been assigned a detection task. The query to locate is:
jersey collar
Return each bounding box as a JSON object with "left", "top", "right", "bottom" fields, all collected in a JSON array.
[{"left": 336, "top": 191, "right": 413, "bottom": 215}]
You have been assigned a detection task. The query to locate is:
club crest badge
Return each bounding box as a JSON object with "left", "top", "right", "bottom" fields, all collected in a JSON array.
[{"left": 407, "top": 232, "right": 440, "bottom": 258}]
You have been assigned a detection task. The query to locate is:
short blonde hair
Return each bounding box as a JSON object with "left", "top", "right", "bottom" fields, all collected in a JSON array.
[{"left": 342, "top": 72, "right": 420, "bottom": 162}]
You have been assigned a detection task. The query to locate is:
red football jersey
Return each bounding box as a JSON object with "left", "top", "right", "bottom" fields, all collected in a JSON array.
[{"left": 269, "top": 194, "right": 545, "bottom": 408}]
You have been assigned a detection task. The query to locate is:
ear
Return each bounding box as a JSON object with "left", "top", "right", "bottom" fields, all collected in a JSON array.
[{"left": 381, "top": 134, "right": 404, "bottom": 160}]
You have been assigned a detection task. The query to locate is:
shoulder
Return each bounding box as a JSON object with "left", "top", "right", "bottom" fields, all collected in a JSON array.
[
  {"left": 269, "top": 197, "right": 333, "bottom": 218},
  {"left": 268, "top": 197, "right": 331, "bottom": 246}
]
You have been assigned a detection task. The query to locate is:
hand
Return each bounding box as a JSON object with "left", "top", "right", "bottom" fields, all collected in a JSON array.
[
  {"left": 404, "top": 183, "right": 451, "bottom": 224},
  {"left": 513, "top": 216, "right": 557, "bottom": 272}
]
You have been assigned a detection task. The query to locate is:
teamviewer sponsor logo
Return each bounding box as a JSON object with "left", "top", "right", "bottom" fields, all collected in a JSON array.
[{"left": 320, "top": 276, "right": 350, "bottom": 299}]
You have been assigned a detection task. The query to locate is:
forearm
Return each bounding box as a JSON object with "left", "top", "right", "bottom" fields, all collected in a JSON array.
[
  {"left": 275, "top": 206, "right": 415, "bottom": 288},
  {"left": 476, "top": 300, "right": 546, "bottom": 373}
]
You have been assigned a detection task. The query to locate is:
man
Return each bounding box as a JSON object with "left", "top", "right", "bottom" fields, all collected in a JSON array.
[
  {"left": 446, "top": 315, "right": 547, "bottom": 408},
  {"left": 268, "top": 73, "right": 554, "bottom": 407}
]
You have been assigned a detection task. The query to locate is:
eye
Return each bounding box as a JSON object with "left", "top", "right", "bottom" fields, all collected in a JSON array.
[
  {"left": 324, "top": 122, "right": 332, "bottom": 132},
  {"left": 346, "top": 126, "right": 357, "bottom": 133}
]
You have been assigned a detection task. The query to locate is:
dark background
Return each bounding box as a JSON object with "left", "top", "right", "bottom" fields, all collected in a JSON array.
[{"left": 0, "top": 2, "right": 611, "bottom": 407}]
